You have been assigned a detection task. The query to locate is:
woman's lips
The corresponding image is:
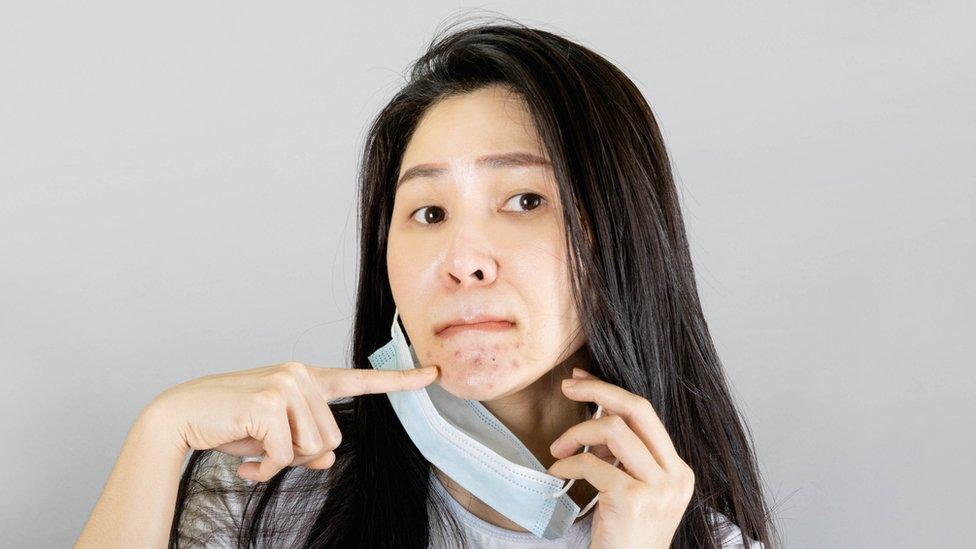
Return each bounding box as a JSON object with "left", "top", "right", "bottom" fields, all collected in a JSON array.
[{"left": 436, "top": 320, "right": 515, "bottom": 338}]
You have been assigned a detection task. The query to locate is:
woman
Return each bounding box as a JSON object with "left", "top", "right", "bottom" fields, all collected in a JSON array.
[{"left": 77, "top": 18, "right": 777, "bottom": 549}]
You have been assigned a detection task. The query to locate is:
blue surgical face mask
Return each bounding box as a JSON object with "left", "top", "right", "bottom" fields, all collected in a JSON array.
[{"left": 367, "top": 307, "right": 608, "bottom": 540}]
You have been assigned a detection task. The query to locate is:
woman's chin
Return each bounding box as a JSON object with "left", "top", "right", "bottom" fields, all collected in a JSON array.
[{"left": 436, "top": 366, "right": 512, "bottom": 401}]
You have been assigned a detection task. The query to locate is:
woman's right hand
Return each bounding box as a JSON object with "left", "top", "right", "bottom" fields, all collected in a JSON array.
[{"left": 150, "top": 361, "right": 439, "bottom": 482}]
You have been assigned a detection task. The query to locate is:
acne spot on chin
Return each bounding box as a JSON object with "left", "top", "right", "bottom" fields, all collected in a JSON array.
[{"left": 437, "top": 341, "right": 526, "bottom": 396}]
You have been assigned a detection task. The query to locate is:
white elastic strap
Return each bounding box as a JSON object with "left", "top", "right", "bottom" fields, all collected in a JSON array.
[{"left": 550, "top": 403, "right": 622, "bottom": 518}]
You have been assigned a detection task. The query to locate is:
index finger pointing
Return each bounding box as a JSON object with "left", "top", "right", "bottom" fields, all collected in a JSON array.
[{"left": 312, "top": 365, "right": 439, "bottom": 399}]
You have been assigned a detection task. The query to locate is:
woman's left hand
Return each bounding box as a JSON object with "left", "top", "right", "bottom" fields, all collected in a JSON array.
[{"left": 547, "top": 368, "right": 695, "bottom": 549}]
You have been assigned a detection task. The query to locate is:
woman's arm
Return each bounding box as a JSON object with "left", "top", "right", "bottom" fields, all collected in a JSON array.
[
  {"left": 76, "top": 362, "right": 436, "bottom": 547},
  {"left": 76, "top": 398, "right": 189, "bottom": 548}
]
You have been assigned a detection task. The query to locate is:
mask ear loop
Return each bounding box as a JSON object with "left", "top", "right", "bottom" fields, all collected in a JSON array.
[{"left": 550, "top": 403, "right": 622, "bottom": 518}]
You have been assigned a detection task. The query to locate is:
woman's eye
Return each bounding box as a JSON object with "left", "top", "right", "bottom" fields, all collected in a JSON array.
[
  {"left": 411, "top": 206, "right": 446, "bottom": 225},
  {"left": 410, "top": 193, "right": 546, "bottom": 225},
  {"left": 502, "top": 192, "right": 547, "bottom": 213}
]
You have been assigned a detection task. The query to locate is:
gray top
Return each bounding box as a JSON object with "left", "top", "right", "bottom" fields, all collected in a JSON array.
[{"left": 176, "top": 451, "right": 762, "bottom": 548}]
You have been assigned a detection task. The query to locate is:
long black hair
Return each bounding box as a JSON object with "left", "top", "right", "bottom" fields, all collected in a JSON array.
[{"left": 170, "top": 14, "right": 780, "bottom": 548}]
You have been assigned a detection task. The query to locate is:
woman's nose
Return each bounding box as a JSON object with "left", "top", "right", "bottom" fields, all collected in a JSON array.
[
  {"left": 443, "top": 241, "right": 498, "bottom": 288},
  {"left": 445, "top": 255, "right": 497, "bottom": 287}
]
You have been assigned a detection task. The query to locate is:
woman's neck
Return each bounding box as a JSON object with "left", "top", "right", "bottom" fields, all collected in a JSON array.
[
  {"left": 480, "top": 344, "right": 591, "bottom": 469},
  {"left": 433, "top": 344, "right": 598, "bottom": 532}
]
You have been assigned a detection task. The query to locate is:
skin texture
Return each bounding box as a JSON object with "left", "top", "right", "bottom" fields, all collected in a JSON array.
[
  {"left": 388, "top": 85, "right": 587, "bottom": 404},
  {"left": 387, "top": 84, "right": 600, "bottom": 529},
  {"left": 387, "top": 85, "right": 694, "bottom": 547},
  {"left": 387, "top": 84, "right": 598, "bottom": 472}
]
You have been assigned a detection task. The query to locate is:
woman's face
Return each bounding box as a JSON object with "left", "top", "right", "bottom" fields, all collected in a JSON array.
[{"left": 387, "top": 85, "right": 586, "bottom": 401}]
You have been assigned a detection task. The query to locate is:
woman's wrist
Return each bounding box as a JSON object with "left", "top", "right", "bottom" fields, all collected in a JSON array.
[
  {"left": 137, "top": 392, "right": 192, "bottom": 459},
  {"left": 75, "top": 395, "right": 192, "bottom": 547}
]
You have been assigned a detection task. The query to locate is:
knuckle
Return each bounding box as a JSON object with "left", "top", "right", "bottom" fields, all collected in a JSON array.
[
  {"left": 323, "top": 429, "right": 342, "bottom": 450},
  {"left": 662, "top": 470, "right": 694, "bottom": 504},
  {"left": 275, "top": 448, "right": 295, "bottom": 466},
  {"left": 282, "top": 361, "right": 309, "bottom": 377},
  {"left": 633, "top": 395, "right": 654, "bottom": 415},
  {"left": 270, "top": 369, "right": 300, "bottom": 391},
  {"left": 308, "top": 453, "right": 334, "bottom": 469},
  {"left": 264, "top": 449, "right": 294, "bottom": 469},
  {"left": 606, "top": 414, "right": 629, "bottom": 434},
  {"left": 319, "top": 452, "right": 337, "bottom": 469}
]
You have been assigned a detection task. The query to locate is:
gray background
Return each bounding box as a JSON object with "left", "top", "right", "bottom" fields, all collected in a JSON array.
[{"left": 1, "top": 2, "right": 972, "bottom": 547}]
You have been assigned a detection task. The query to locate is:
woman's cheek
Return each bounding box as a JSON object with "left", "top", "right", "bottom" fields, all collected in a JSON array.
[{"left": 423, "top": 340, "right": 528, "bottom": 399}]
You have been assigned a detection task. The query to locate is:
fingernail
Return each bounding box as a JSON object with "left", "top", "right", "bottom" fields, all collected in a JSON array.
[
  {"left": 562, "top": 379, "right": 577, "bottom": 388},
  {"left": 571, "top": 368, "right": 588, "bottom": 379}
]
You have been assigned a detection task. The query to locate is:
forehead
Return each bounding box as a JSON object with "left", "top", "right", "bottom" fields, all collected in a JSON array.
[{"left": 397, "top": 86, "right": 545, "bottom": 178}]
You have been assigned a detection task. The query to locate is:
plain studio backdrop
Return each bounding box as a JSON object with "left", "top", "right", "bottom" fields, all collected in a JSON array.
[{"left": 1, "top": 2, "right": 973, "bottom": 547}]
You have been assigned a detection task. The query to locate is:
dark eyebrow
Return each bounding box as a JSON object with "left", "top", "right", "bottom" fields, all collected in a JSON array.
[{"left": 395, "top": 151, "right": 551, "bottom": 190}]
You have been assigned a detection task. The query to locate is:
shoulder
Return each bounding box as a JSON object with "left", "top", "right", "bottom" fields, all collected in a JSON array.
[{"left": 707, "top": 508, "right": 764, "bottom": 549}]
